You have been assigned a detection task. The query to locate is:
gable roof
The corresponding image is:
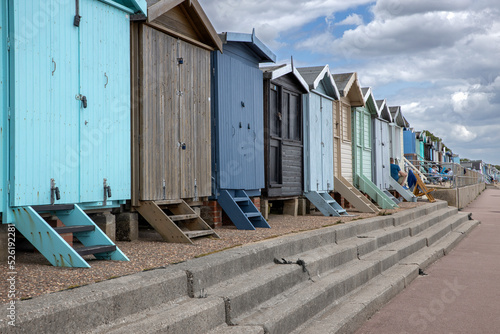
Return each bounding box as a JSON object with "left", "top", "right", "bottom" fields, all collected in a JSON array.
[
  {"left": 332, "top": 72, "right": 364, "bottom": 107},
  {"left": 297, "top": 65, "right": 340, "bottom": 99},
  {"left": 376, "top": 99, "right": 392, "bottom": 122},
  {"left": 261, "top": 62, "right": 309, "bottom": 93},
  {"left": 219, "top": 30, "right": 276, "bottom": 63},
  {"left": 145, "top": 0, "right": 222, "bottom": 51},
  {"left": 361, "top": 87, "right": 378, "bottom": 115},
  {"left": 389, "top": 106, "right": 406, "bottom": 127}
]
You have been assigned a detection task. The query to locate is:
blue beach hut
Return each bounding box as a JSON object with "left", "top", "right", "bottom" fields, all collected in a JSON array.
[
  {"left": 297, "top": 65, "right": 349, "bottom": 217},
  {"left": 1, "top": 0, "right": 147, "bottom": 267},
  {"left": 211, "top": 31, "right": 276, "bottom": 230}
]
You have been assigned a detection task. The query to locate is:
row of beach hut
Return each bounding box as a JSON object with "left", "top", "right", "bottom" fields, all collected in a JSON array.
[{"left": 0, "top": 0, "right": 460, "bottom": 267}]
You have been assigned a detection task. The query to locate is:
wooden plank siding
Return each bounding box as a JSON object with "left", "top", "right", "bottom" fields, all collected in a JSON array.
[
  {"left": 339, "top": 97, "right": 353, "bottom": 184},
  {"left": 132, "top": 22, "right": 211, "bottom": 204},
  {"left": 263, "top": 73, "right": 306, "bottom": 198}
]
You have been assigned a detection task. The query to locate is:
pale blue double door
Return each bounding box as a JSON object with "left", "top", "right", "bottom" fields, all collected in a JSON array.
[{"left": 9, "top": 0, "right": 131, "bottom": 207}]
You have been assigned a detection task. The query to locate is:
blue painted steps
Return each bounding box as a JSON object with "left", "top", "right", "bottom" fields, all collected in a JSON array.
[
  {"left": 304, "top": 191, "right": 350, "bottom": 217},
  {"left": 10, "top": 204, "right": 128, "bottom": 268},
  {"left": 218, "top": 190, "right": 270, "bottom": 230}
]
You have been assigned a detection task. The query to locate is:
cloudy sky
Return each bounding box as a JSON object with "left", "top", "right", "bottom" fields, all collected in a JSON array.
[{"left": 200, "top": 0, "right": 500, "bottom": 165}]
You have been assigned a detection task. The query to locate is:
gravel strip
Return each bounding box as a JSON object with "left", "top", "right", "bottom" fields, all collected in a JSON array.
[{"left": 0, "top": 201, "right": 425, "bottom": 304}]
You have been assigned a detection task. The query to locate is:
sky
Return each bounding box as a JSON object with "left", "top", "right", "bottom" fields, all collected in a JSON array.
[{"left": 199, "top": 0, "right": 500, "bottom": 166}]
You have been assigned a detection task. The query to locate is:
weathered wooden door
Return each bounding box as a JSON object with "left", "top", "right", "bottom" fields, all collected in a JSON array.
[
  {"left": 10, "top": 0, "right": 80, "bottom": 206},
  {"left": 178, "top": 40, "right": 211, "bottom": 199},
  {"left": 281, "top": 89, "right": 303, "bottom": 196},
  {"left": 79, "top": 0, "right": 131, "bottom": 204},
  {"left": 137, "top": 29, "right": 211, "bottom": 201}
]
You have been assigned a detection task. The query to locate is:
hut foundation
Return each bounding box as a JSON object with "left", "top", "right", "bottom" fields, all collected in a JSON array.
[
  {"left": 115, "top": 212, "right": 139, "bottom": 241},
  {"left": 88, "top": 212, "right": 116, "bottom": 242}
]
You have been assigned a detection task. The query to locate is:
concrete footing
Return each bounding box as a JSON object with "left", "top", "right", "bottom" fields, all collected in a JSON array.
[
  {"left": 89, "top": 212, "right": 116, "bottom": 242},
  {"left": 0, "top": 224, "right": 8, "bottom": 262},
  {"left": 115, "top": 212, "right": 138, "bottom": 241}
]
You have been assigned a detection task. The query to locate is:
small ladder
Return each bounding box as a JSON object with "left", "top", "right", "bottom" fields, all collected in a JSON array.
[
  {"left": 11, "top": 204, "right": 128, "bottom": 268},
  {"left": 383, "top": 189, "right": 402, "bottom": 204},
  {"left": 218, "top": 190, "right": 270, "bottom": 230},
  {"left": 334, "top": 176, "right": 379, "bottom": 213},
  {"left": 136, "top": 200, "right": 219, "bottom": 244},
  {"left": 357, "top": 174, "right": 398, "bottom": 209},
  {"left": 388, "top": 177, "right": 417, "bottom": 202},
  {"left": 304, "top": 191, "right": 351, "bottom": 217}
]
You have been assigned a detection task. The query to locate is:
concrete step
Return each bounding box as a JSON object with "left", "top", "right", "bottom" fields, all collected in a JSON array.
[
  {"left": 206, "top": 324, "right": 265, "bottom": 334},
  {"left": 1, "top": 268, "right": 188, "bottom": 334},
  {"left": 87, "top": 296, "right": 225, "bottom": 334},
  {"left": 210, "top": 207, "right": 458, "bottom": 323},
  {"left": 233, "top": 212, "right": 473, "bottom": 334},
  {"left": 290, "top": 220, "right": 479, "bottom": 334}
]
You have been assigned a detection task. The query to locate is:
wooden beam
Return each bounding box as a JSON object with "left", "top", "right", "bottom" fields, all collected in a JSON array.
[
  {"left": 189, "top": 0, "right": 223, "bottom": 51},
  {"left": 148, "top": 0, "right": 184, "bottom": 23},
  {"left": 145, "top": 22, "right": 215, "bottom": 51}
]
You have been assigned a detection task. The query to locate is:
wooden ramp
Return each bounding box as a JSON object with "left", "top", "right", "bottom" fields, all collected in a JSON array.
[{"left": 136, "top": 200, "right": 219, "bottom": 244}]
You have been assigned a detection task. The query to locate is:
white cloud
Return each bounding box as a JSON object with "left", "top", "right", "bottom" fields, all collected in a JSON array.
[
  {"left": 198, "top": 0, "right": 500, "bottom": 164},
  {"left": 336, "top": 14, "right": 364, "bottom": 26},
  {"left": 451, "top": 125, "right": 477, "bottom": 142}
]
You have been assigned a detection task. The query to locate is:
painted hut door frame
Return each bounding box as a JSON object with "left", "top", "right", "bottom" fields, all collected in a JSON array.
[{"left": 10, "top": 0, "right": 80, "bottom": 206}]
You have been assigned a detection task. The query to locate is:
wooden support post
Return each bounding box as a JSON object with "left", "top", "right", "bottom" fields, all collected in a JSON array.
[{"left": 260, "top": 199, "right": 270, "bottom": 220}]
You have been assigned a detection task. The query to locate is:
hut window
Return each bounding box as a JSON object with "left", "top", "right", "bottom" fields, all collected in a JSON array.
[
  {"left": 341, "top": 102, "right": 351, "bottom": 142},
  {"left": 281, "top": 90, "right": 301, "bottom": 142},
  {"left": 270, "top": 86, "right": 281, "bottom": 137},
  {"left": 288, "top": 93, "right": 301, "bottom": 141}
]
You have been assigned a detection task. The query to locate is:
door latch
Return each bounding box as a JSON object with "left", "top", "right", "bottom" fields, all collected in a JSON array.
[
  {"left": 76, "top": 94, "right": 87, "bottom": 108},
  {"left": 103, "top": 179, "right": 112, "bottom": 206},
  {"left": 50, "top": 179, "right": 61, "bottom": 205}
]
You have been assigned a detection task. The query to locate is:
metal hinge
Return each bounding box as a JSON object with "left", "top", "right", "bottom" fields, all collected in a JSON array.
[
  {"left": 7, "top": 181, "right": 10, "bottom": 194},
  {"left": 212, "top": 68, "right": 215, "bottom": 75},
  {"left": 7, "top": 36, "right": 11, "bottom": 51},
  {"left": 7, "top": 107, "right": 11, "bottom": 120}
]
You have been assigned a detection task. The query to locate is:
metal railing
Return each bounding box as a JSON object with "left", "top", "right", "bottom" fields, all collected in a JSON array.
[{"left": 403, "top": 159, "right": 487, "bottom": 189}]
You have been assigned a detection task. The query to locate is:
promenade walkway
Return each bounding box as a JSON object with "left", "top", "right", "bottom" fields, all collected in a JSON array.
[{"left": 356, "top": 186, "right": 500, "bottom": 334}]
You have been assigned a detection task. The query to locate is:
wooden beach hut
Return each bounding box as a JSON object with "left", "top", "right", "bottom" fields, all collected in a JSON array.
[
  {"left": 331, "top": 73, "right": 378, "bottom": 213},
  {"left": 211, "top": 31, "right": 275, "bottom": 230},
  {"left": 1, "top": 0, "right": 148, "bottom": 267},
  {"left": 372, "top": 100, "right": 393, "bottom": 193},
  {"left": 130, "top": 0, "right": 222, "bottom": 243},
  {"left": 261, "top": 63, "right": 308, "bottom": 215},
  {"left": 352, "top": 91, "right": 397, "bottom": 209},
  {"left": 297, "top": 65, "right": 348, "bottom": 217}
]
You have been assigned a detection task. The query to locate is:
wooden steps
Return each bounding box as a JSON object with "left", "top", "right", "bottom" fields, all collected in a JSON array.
[{"left": 136, "top": 200, "right": 219, "bottom": 243}]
